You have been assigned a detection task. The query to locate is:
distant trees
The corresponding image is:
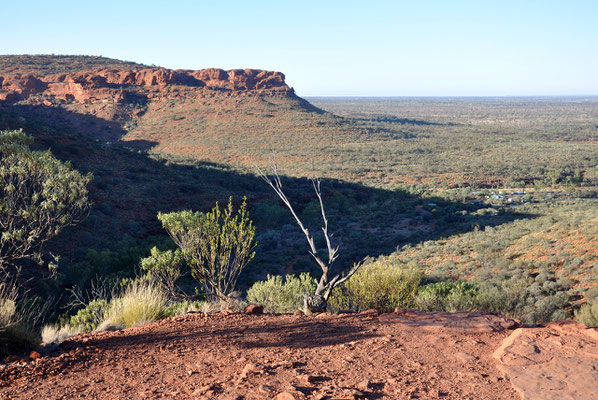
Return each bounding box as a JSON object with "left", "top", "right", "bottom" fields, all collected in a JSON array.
[
  {"left": 158, "top": 197, "right": 256, "bottom": 300},
  {"left": 0, "top": 129, "right": 92, "bottom": 271}
]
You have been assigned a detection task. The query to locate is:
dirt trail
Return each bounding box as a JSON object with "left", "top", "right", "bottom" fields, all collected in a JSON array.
[{"left": 0, "top": 310, "right": 594, "bottom": 399}]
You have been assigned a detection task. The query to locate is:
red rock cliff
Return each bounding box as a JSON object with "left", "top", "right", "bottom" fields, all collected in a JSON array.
[{"left": 0, "top": 67, "right": 292, "bottom": 103}]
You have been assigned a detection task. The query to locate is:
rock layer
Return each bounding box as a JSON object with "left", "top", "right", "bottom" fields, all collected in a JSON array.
[
  {"left": 493, "top": 320, "right": 598, "bottom": 400},
  {"left": 0, "top": 67, "right": 292, "bottom": 103}
]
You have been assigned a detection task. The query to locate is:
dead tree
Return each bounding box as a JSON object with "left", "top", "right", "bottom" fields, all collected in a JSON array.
[{"left": 257, "top": 163, "right": 364, "bottom": 314}]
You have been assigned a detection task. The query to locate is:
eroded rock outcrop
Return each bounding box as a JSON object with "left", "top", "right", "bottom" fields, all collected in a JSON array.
[
  {"left": 493, "top": 320, "right": 598, "bottom": 400},
  {"left": 0, "top": 67, "right": 292, "bottom": 103}
]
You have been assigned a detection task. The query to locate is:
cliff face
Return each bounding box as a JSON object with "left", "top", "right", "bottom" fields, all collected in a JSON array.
[{"left": 0, "top": 67, "right": 292, "bottom": 103}]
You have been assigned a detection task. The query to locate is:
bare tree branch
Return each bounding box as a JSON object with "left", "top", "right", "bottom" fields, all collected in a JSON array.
[{"left": 256, "top": 161, "right": 365, "bottom": 313}]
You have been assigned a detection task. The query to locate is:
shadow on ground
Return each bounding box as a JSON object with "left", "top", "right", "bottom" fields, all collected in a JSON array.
[{"left": 0, "top": 100, "right": 536, "bottom": 293}]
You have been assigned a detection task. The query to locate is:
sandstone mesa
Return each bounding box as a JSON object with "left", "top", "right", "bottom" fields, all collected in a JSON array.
[{"left": 0, "top": 67, "right": 292, "bottom": 103}]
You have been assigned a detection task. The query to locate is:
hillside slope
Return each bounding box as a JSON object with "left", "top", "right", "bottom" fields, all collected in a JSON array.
[
  {"left": 2, "top": 56, "right": 596, "bottom": 188},
  {"left": 0, "top": 55, "right": 596, "bottom": 325}
]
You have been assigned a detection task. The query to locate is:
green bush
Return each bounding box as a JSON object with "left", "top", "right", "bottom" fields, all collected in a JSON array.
[
  {"left": 576, "top": 302, "right": 598, "bottom": 327},
  {"left": 158, "top": 197, "right": 256, "bottom": 300},
  {"left": 141, "top": 247, "right": 184, "bottom": 299},
  {"left": 328, "top": 258, "right": 422, "bottom": 312},
  {"left": 416, "top": 281, "right": 478, "bottom": 312},
  {"left": 247, "top": 273, "right": 316, "bottom": 313},
  {"left": 69, "top": 299, "right": 109, "bottom": 332},
  {"left": 0, "top": 129, "right": 92, "bottom": 269}
]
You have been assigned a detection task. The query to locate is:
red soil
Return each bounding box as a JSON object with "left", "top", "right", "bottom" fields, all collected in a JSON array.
[{"left": 0, "top": 310, "right": 521, "bottom": 400}]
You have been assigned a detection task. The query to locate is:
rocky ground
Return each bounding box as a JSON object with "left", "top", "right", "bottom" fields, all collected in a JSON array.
[{"left": 0, "top": 310, "right": 596, "bottom": 400}]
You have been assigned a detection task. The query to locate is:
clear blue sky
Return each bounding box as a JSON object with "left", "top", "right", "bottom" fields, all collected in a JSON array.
[{"left": 3, "top": 0, "right": 597, "bottom": 96}]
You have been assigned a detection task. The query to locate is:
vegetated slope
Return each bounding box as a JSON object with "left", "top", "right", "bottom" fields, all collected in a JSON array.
[
  {"left": 0, "top": 55, "right": 147, "bottom": 76},
  {"left": 2, "top": 56, "right": 596, "bottom": 188},
  {"left": 395, "top": 199, "right": 598, "bottom": 324},
  {"left": 0, "top": 56, "right": 474, "bottom": 295},
  {"left": 0, "top": 57, "right": 506, "bottom": 277},
  {"left": 0, "top": 55, "right": 596, "bottom": 325}
]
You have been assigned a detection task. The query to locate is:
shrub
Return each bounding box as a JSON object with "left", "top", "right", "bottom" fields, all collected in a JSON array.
[
  {"left": 416, "top": 281, "right": 478, "bottom": 312},
  {"left": 0, "top": 129, "right": 92, "bottom": 270},
  {"left": 102, "top": 281, "right": 168, "bottom": 329},
  {"left": 247, "top": 273, "right": 316, "bottom": 313},
  {"left": 158, "top": 197, "right": 256, "bottom": 300},
  {"left": 140, "top": 247, "right": 184, "bottom": 299},
  {"left": 328, "top": 258, "right": 421, "bottom": 312},
  {"left": 69, "top": 299, "right": 109, "bottom": 332},
  {"left": 576, "top": 302, "right": 598, "bottom": 327}
]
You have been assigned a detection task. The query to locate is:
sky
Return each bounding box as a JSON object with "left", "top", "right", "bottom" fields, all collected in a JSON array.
[{"left": 3, "top": 0, "right": 597, "bottom": 96}]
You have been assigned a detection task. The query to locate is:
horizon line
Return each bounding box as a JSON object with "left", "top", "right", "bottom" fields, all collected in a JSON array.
[{"left": 301, "top": 94, "right": 598, "bottom": 98}]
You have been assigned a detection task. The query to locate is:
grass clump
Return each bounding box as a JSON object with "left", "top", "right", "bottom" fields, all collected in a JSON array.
[
  {"left": 328, "top": 258, "right": 422, "bottom": 312},
  {"left": 576, "top": 302, "right": 598, "bottom": 327},
  {"left": 102, "top": 281, "right": 168, "bottom": 329},
  {"left": 0, "top": 279, "right": 41, "bottom": 354},
  {"left": 247, "top": 273, "right": 316, "bottom": 313},
  {"left": 41, "top": 324, "right": 81, "bottom": 345}
]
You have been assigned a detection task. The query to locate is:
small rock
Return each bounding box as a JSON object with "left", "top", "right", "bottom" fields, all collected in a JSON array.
[
  {"left": 5, "top": 355, "right": 19, "bottom": 363},
  {"left": 274, "top": 392, "right": 298, "bottom": 400},
  {"left": 259, "top": 384, "right": 275, "bottom": 394},
  {"left": 240, "top": 362, "right": 263, "bottom": 379},
  {"left": 244, "top": 304, "right": 264, "bottom": 315},
  {"left": 356, "top": 379, "right": 372, "bottom": 391},
  {"left": 454, "top": 352, "right": 478, "bottom": 362}
]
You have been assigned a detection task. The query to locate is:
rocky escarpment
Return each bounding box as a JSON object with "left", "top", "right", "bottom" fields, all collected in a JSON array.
[{"left": 0, "top": 67, "right": 292, "bottom": 103}]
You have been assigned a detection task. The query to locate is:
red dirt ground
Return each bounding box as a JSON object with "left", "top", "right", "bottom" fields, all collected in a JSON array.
[{"left": 0, "top": 310, "right": 523, "bottom": 400}]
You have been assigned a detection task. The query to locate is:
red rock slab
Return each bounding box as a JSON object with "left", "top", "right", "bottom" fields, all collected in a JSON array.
[{"left": 493, "top": 320, "right": 598, "bottom": 400}]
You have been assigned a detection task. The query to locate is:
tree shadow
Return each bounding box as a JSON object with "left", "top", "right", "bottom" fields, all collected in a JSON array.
[
  {"left": 0, "top": 101, "right": 536, "bottom": 289},
  {"left": 351, "top": 114, "right": 453, "bottom": 126},
  {"left": 71, "top": 318, "right": 379, "bottom": 352}
]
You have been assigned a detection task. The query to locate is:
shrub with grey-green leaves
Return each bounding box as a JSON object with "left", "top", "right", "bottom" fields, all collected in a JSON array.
[
  {"left": 68, "top": 299, "right": 109, "bottom": 332},
  {"left": 247, "top": 273, "right": 316, "bottom": 313},
  {"left": 158, "top": 197, "right": 256, "bottom": 300},
  {"left": 0, "top": 129, "right": 92, "bottom": 271},
  {"left": 327, "top": 258, "right": 422, "bottom": 313},
  {"left": 576, "top": 302, "right": 598, "bottom": 327},
  {"left": 415, "top": 281, "right": 478, "bottom": 312},
  {"left": 140, "top": 247, "right": 184, "bottom": 299}
]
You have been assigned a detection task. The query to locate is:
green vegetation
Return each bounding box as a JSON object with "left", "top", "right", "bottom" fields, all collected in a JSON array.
[
  {"left": 68, "top": 299, "right": 109, "bottom": 332},
  {"left": 140, "top": 247, "right": 184, "bottom": 299},
  {"left": 0, "top": 129, "right": 91, "bottom": 270},
  {"left": 576, "top": 302, "right": 598, "bottom": 328},
  {"left": 0, "top": 71, "right": 597, "bottom": 354},
  {"left": 0, "top": 277, "right": 41, "bottom": 354},
  {"left": 246, "top": 273, "right": 316, "bottom": 313},
  {"left": 0, "top": 55, "right": 146, "bottom": 76},
  {"left": 102, "top": 281, "right": 168, "bottom": 329},
  {"left": 158, "top": 197, "right": 256, "bottom": 300},
  {"left": 328, "top": 257, "right": 421, "bottom": 312},
  {"left": 415, "top": 281, "right": 479, "bottom": 312}
]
